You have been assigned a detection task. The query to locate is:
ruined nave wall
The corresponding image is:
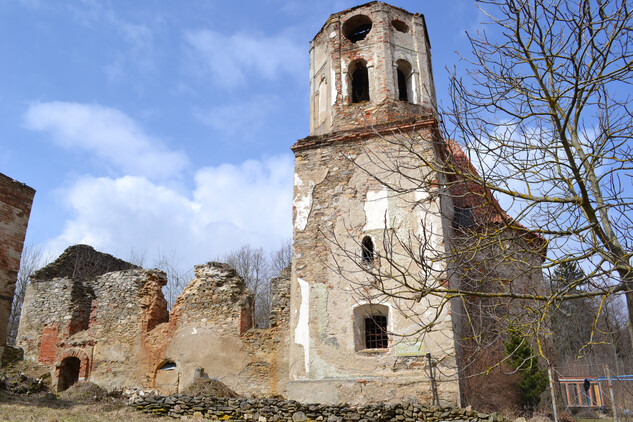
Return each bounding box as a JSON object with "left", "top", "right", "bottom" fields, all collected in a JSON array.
[{"left": 17, "top": 248, "right": 290, "bottom": 397}]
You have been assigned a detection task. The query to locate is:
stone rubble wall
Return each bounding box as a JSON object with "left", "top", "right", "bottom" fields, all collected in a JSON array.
[
  {"left": 17, "top": 263, "right": 168, "bottom": 390},
  {"left": 269, "top": 266, "right": 291, "bottom": 329},
  {"left": 30, "top": 244, "right": 138, "bottom": 282},
  {"left": 131, "top": 394, "right": 510, "bottom": 422},
  {"left": 0, "top": 172, "right": 35, "bottom": 359},
  {"left": 17, "top": 254, "right": 292, "bottom": 396},
  {"left": 153, "top": 262, "right": 289, "bottom": 397},
  {"left": 170, "top": 262, "right": 253, "bottom": 335}
]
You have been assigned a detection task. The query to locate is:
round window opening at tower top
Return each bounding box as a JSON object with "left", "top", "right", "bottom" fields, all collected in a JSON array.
[
  {"left": 391, "top": 19, "right": 409, "bottom": 33},
  {"left": 343, "top": 15, "right": 372, "bottom": 43}
]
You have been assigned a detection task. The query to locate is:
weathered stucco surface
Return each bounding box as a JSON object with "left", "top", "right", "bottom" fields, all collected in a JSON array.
[
  {"left": 0, "top": 172, "right": 35, "bottom": 360},
  {"left": 289, "top": 2, "right": 459, "bottom": 406}
]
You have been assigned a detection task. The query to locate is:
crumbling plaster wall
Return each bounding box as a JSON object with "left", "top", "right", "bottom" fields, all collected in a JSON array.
[
  {"left": 149, "top": 263, "right": 255, "bottom": 395},
  {"left": 148, "top": 262, "right": 289, "bottom": 397},
  {"left": 17, "top": 252, "right": 291, "bottom": 397},
  {"left": 0, "top": 172, "right": 34, "bottom": 360},
  {"left": 290, "top": 126, "right": 459, "bottom": 405}
]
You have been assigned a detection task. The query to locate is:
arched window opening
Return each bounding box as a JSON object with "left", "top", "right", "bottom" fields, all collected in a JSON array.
[
  {"left": 350, "top": 60, "right": 370, "bottom": 103},
  {"left": 158, "top": 361, "right": 177, "bottom": 371},
  {"left": 391, "top": 19, "right": 409, "bottom": 33},
  {"left": 453, "top": 206, "right": 474, "bottom": 229},
  {"left": 58, "top": 356, "right": 81, "bottom": 391},
  {"left": 343, "top": 15, "right": 372, "bottom": 43},
  {"left": 154, "top": 360, "right": 180, "bottom": 394},
  {"left": 353, "top": 304, "right": 389, "bottom": 351},
  {"left": 396, "top": 60, "right": 413, "bottom": 103},
  {"left": 361, "top": 236, "right": 375, "bottom": 264},
  {"left": 397, "top": 69, "right": 408, "bottom": 101}
]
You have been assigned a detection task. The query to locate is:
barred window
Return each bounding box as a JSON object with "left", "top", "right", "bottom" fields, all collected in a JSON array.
[{"left": 365, "top": 315, "right": 388, "bottom": 349}]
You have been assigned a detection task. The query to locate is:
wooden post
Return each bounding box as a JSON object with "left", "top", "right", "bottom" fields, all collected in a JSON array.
[
  {"left": 604, "top": 364, "right": 618, "bottom": 422},
  {"left": 426, "top": 353, "right": 439, "bottom": 406}
]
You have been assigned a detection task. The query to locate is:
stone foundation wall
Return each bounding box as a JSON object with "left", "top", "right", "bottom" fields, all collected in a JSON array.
[{"left": 0, "top": 172, "right": 35, "bottom": 359}]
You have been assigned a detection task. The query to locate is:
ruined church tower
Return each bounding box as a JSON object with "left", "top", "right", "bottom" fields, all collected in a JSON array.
[{"left": 290, "top": 2, "right": 459, "bottom": 405}]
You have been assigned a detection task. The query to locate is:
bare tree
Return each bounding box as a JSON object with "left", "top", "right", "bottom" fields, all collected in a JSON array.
[
  {"left": 270, "top": 239, "right": 292, "bottom": 277},
  {"left": 7, "top": 245, "right": 43, "bottom": 345},
  {"left": 221, "top": 245, "right": 272, "bottom": 327},
  {"left": 443, "top": 0, "right": 633, "bottom": 342},
  {"left": 152, "top": 249, "right": 192, "bottom": 310},
  {"left": 348, "top": 0, "right": 632, "bottom": 345}
]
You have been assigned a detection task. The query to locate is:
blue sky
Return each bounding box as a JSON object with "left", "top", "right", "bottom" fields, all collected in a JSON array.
[{"left": 0, "top": 0, "right": 481, "bottom": 270}]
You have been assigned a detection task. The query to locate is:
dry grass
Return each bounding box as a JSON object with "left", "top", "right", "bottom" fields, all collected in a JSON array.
[{"left": 0, "top": 391, "right": 171, "bottom": 422}]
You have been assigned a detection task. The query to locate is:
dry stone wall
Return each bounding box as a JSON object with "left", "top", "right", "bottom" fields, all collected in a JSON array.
[{"left": 131, "top": 394, "right": 510, "bottom": 422}]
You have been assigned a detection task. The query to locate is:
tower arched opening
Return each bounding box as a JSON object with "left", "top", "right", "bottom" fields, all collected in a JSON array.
[
  {"left": 349, "top": 60, "right": 370, "bottom": 103},
  {"left": 343, "top": 15, "right": 372, "bottom": 43},
  {"left": 396, "top": 60, "right": 413, "bottom": 103}
]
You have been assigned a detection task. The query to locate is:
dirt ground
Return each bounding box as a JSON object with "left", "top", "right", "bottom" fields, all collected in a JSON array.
[{"left": 0, "top": 390, "right": 173, "bottom": 422}]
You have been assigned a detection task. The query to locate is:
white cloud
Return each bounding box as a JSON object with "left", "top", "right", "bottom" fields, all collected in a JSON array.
[
  {"left": 24, "top": 102, "right": 189, "bottom": 179},
  {"left": 45, "top": 154, "right": 294, "bottom": 272},
  {"left": 183, "top": 29, "right": 304, "bottom": 89}
]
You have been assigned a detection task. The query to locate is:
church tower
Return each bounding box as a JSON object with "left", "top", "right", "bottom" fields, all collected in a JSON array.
[{"left": 289, "top": 2, "right": 459, "bottom": 405}]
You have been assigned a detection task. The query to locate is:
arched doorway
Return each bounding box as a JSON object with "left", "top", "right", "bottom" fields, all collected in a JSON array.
[
  {"left": 58, "top": 356, "right": 81, "bottom": 391},
  {"left": 154, "top": 360, "right": 180, "bottom": 395}
]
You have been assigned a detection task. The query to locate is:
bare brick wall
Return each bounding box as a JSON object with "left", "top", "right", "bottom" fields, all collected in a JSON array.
[{"left": 0, "top": 172, "right": 35, "bottom": 359}]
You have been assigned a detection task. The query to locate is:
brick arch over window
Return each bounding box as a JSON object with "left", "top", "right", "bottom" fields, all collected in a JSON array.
[{"left": 54, "top": 348, "right": 90, "bottom": 390}]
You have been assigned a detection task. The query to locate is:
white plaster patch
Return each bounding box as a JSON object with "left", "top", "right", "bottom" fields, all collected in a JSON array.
[
  {"left": 364, "top": 189, "right": 390, "bottom": 231},
  {"left": 295, "top": 277, "right": 310, "bottom": 374},
  {"left": 191, "top": 327, "right": 197, "bottom": 335},
  {"left": 293, "top": 173, "right": 315, "bottom": 231},
  {"left": 330, "top": 66, "right": 337, "bottom": 106}
]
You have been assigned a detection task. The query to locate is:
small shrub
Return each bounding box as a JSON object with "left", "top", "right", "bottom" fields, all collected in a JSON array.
[{"left": 504, "top": 332, "right": 548, "bottom": 411}]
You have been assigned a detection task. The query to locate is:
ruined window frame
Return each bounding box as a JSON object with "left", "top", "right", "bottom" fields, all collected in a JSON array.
[
  {"left": 361, "top": 235, "right": 375, "bottom": 265},
  {"left": 342, "top": 14, "right": 373, "bottom": 43},
  {"left": 453, "top": 206, "right": 474, "bottom": 229},
  {"left": 349, "top": 59, "right": 370, "bottom": 103},
  {"left": 396, "top": 60, "right": 414, "bottom": 103}
]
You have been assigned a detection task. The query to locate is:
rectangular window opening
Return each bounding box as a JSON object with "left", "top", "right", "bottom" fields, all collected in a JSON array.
[{"left": 365, "top": 315, "right": 388, "bottom": 349}]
